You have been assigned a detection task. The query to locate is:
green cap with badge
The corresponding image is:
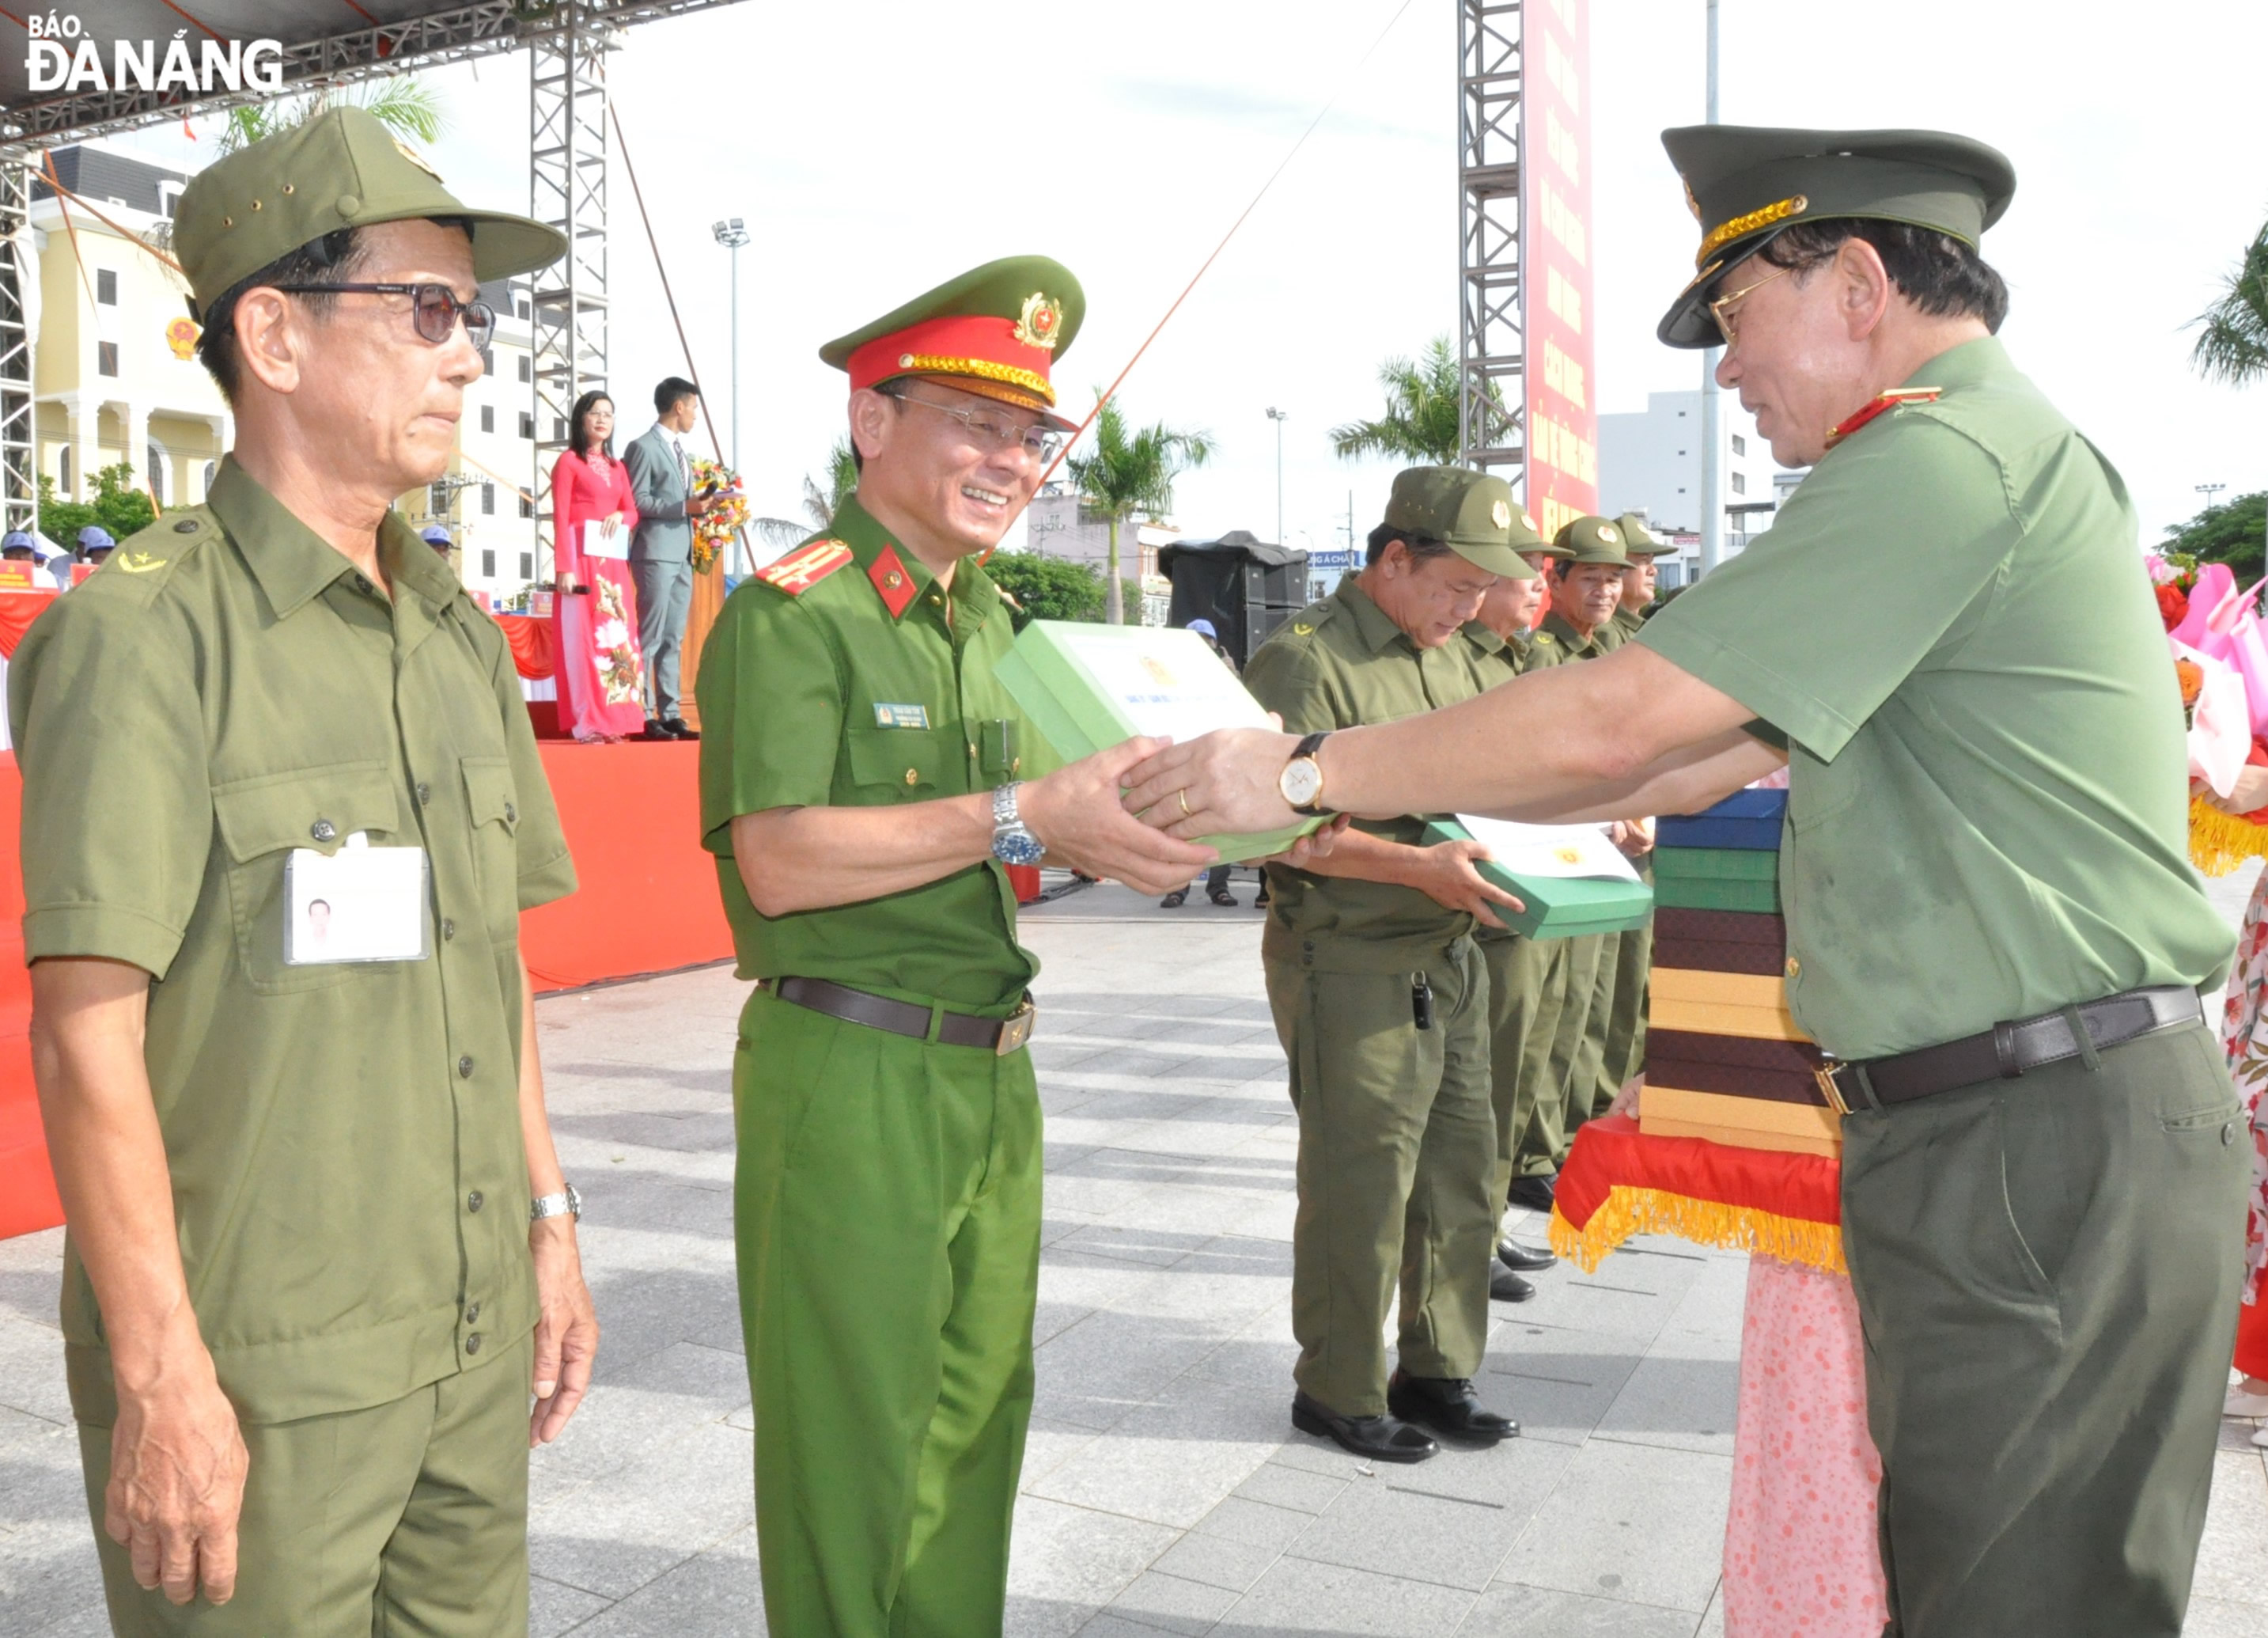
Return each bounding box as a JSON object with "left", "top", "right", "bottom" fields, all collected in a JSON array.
[
  {"left": 1655, "top": 125, "right": 2017, "bottom": 348},
  {"left": 1613, "top": 513, "right": 1675, "bottom": 559},
  {"left": 172, "top": 106, "right": 566, "bottom": 321},
  {"left": 1552, "top": 515, "right": 1636, "bottom": 569},
  {"left": 1381, "top": 465, "right": 1535, "bottom": 580}
]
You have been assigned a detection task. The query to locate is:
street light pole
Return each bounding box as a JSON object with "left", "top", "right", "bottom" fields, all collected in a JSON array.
[
  {"left": 710, "top": 218, "right": 750, "bottom": 473},
  {"left": 1266, "top": 406, "right": 1288, "bottom": 544}
]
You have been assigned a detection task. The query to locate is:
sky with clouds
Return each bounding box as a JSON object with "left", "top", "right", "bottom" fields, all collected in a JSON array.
[{"left": 111, "top": 0, "right": 2267, "bottom": 554}]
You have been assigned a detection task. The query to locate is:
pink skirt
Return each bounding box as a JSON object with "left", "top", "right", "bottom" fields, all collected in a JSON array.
[{"left": 1722, "top": 1254, "right": 1888, "bottom": 1637}]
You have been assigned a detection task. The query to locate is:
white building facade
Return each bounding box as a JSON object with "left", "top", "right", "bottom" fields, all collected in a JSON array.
[{"left": 1596, "top": 389, "right": 1800, "bottom": 575}]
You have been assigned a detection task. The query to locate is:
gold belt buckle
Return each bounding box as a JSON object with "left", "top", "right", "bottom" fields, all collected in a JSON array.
[
  {"left": 995, "top": 999, "right": 1037, "bottom": 1057},
  {"left": 1814, "top": 1059, "right": 1853, "bottom": 1117}
]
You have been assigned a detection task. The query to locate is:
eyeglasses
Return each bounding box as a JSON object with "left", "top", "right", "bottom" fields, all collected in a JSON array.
[
  {"left": 1706, "top": 264, "right": 1790, "bottom": 356},
  {"left": 270, "top": 282, "right": 496, "bottom": 351},
  {"left": 883, "top": 387, "right": 1066, "bottom": 464}
]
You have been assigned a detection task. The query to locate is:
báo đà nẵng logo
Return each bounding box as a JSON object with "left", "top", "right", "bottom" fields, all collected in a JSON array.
[{"left": 26, "top": 15, "right": 284, "bottom": 97}]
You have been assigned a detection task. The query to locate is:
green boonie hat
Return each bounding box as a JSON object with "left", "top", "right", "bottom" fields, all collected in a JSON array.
[
  {"left": 1656, "top": 125, "right": 2016, "bottom": 348},
  {"left": 1613, "top": 513, "right": 1675, "bottom": 559},
  {"left": 1552, "top": 515, "right": 1636, "bottom": 569},
  {"left": 173, "top": 107, "right": 566, "bottom": 322},
  {"left": 820, "top": 256, "right": 1085, "bottom": 430},
  {"left": 1381, "top": 466, "right": 1535, "bottom": 580}
]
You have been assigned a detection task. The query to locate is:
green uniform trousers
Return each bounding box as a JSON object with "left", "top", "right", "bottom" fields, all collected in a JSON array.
[
  {"left": 1597, "top": 864, "right": 1653, "bottom": 1101},
  {"left": 1516, "top": 931, "right": 1607, "bottom": 1177},
  {"left": 1840, "top": 1022, "right": 2247, "bottom": 1638},
  {"left": 79, "top": 1330, "right": 533, "bottom": 1636},
  {"left": 1509, "top": 938, "right": 1578, "bottom": 1180},
  {"left": 1481, "top": 931, "right": 1567, "bottom": 1205},
  {"left": 734, "top": 985, "right": 1042, "bottom": 1638},
  {"left": 1265, "top": 941, "right": 1494, "bottom": 1416}
]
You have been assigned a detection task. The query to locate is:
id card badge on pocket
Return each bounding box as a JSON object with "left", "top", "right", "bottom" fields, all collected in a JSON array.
[{"left": 284, "top": 833, "right": 431, "bottom": 965}]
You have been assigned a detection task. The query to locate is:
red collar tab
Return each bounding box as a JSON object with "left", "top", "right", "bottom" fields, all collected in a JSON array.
[
  {"left": 755, "top": 538, "right": 853, "bottom": 597},
  {"left": 1824, "top": 387, "right": 1941, "bottom": 449},
  {"left": 868, "top": 543, "right": 920, "bottom": 619}
]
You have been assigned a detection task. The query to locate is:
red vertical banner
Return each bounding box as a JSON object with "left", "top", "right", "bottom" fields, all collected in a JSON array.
[{"left": 1523, "top": 0, "right": 1598, "bottom": 537}]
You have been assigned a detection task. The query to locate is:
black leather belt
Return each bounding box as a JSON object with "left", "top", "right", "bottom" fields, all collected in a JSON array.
[
  {"left": 1817, "top": 984, "right": 2202, "bottom": 1114},
  {"left": 765, "top": 976, "right": 1036, "bottom": 1056}
]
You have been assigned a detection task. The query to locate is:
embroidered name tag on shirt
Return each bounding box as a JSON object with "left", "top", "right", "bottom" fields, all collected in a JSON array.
[{"left": 873, "top": 703, "right": 931, "bottom": 730}]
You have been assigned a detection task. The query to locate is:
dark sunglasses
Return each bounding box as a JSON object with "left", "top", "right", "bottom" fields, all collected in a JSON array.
[{"left": 270, "top": 282, "right": 496, "bottom": 351}]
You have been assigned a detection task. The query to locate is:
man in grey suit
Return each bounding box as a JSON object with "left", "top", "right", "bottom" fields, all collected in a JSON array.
[{"left": 623, "top": 376, "right": 717, "bottom": 739}]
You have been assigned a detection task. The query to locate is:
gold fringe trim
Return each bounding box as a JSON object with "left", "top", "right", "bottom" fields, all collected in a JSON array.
[
  {"left": 892, "top": 353, "right": 1054, "bottom": 404},
  {"left": 2187, "top": 794, "right": 2268, "bottom": 877},
  {"left": 1547, "top": 1186, "right": 1846, "bottom": 1276}
]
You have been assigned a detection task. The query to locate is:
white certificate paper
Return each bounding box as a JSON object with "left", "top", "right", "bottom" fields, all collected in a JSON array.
[
  {"left": 285, "top": 836, "right": 431, "bottom": 965},
  {"left": 1064, "top": 627, "right": 1272, "bottom": 746},
  {"left": 1454, "top": 813, "right": 1640, "bottom": 882},
  {"left": 581, "top": 519, "right": 630, "bottom": 560}
]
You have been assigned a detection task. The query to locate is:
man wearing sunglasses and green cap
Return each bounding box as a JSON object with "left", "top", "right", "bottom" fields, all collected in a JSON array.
[
  {"left": 10, "top": 108, "right": 593, "bottom": 1632},
  {"left": 1126, "top": 127, "right": 2243, "bottom": 1636}
]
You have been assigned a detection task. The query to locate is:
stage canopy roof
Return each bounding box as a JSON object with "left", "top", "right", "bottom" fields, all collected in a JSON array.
[{"left": 0, "top": 1, "right": 744, "bottom": 156}]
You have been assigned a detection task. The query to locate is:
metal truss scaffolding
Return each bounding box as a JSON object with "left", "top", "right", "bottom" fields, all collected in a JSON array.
[
  {"left": 1456, "top": 0, "right": 1524, "bottom": 482},
  {"left": 527, "top": 2, "right": 612, "bottom": 572},
  {"left": 0, "top": 165, "right": 30, "bottom": 536}
]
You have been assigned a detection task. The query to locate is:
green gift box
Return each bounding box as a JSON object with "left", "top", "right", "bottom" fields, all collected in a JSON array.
[
  {"left": 1426, "top": 817, "right": 1654, "bottom": 939},
  {"left": 994, "top": 620, "right": 1323, "bottom": 863},
  {"left": 1653, "top": 847, "right": 1783, "bottom": 913}
]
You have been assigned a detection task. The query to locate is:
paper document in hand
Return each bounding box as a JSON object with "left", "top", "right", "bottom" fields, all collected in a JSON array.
[
  {"left": 1455, "top": 814, "right": 1640, "bottom": 882},
  {"left": 581, "top": 520, "right": 629, "bottom": 560}
]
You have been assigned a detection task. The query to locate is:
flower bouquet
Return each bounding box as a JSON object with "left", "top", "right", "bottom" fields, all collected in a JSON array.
[
  {"left": 2153, "top": 552, "right": 2268, "bottom": 873},
  {"left": 688, "top": 457, "right": 750, "bottom": 575}
]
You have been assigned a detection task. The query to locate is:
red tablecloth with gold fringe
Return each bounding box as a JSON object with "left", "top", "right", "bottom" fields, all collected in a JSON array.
[{"left": 1547, "top": 1112, "right": 1846, "bottom": 1275}]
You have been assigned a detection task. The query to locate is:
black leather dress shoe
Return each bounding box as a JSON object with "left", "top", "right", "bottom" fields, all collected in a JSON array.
[
  {"left": 1291, "top": 1391, "right": 1438, "bottom": 1463},
  {"left": 1505, "top": 1174, "right": 1557, "bottom": 1215},
  {"left": 1490, "top": 1265, "right": 1536, "bottom": 1302},
  {"left": 638, "top": 719, "right": 675, "bottom": 741},
  {"left": 1387, "top": 1370, "right": 1519, "bottom": 1445},
  {"left": 662, "top": 718, "right": 700, "bottom": 741},
  {"left": 1497, "top": 1238, "right": 1557, "bottom": 1272}
]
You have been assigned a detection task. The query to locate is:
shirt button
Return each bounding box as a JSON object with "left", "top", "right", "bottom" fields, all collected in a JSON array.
[
  {"left": 459, "top": 1055, "right": 475, "bottom": 1078},
  {"left": 464, "top": 1302, "right": 480, "bottom": 1325},
  {"left": 415, "top": 782, "right": 432, "bottom": 806},
  {"left": 311, "top": 818, "right": 336, "bottom": 843},
  {"left": 904, "top": 769, "right": 918, "bottom": 786},
  {"left": 2225, "top": 1121, "right": 2238, "bottom": 1147},
  {"left": 1785, "top": 956, "right": 1800, "bottom": 979},
  {"left": 442, "top": 918, "right": 456, "bottom": 942},
  {"left": 504, "top": 802, "right": 517, "bottom": 825},
  {"left": 465, "top": 1333, "right": 483, "bottom": 1355},
  {"left": 467, "top": 1190, "right": 484, "bottom": 1212}
]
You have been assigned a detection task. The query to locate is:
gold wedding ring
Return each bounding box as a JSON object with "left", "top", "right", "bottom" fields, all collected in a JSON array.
[{"left": 1177, "top": 788, "right": 1192, "bottom": 817}]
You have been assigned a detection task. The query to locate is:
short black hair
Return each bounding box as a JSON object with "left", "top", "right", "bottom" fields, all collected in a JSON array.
[
  {"left": 654, "top": 376, "right": 699, "bottom": 416},
  {"left": 193, "top": 217, "right": 477, "bottom": 404},
  {"left": 1365, "top": 523, "right": 1455, "bottom": 567},
  {"left": 1754, "top": 218, "right": 2009, "bottom": 332},
  {"left": 568, "top": 389, "right": 615, "bottom": 459}
]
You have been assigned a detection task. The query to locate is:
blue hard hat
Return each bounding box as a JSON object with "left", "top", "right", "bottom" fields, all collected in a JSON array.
[
  {"left": 76, "top": 525, "right": 114, "bottom": 550},
  {"left": 1186, "top": 618, "right": 1217, "bottom": 639},
  {"left": 420, "top": 524, "right": 453, "bottom": 547}
]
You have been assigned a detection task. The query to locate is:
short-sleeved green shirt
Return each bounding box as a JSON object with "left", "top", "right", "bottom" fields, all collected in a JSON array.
[
  {"left": 8, "top": 458, "right": 576, "bottom": 1426},
  {"left": 695, "top": 493, "right": 1053, "bottom": 1013},
  {"left": 1637, "top": 337, "right": 2230, "bottom": 1059},
  {"left": 1248, "top": 579, "right": 1495, "bottom": 973}
]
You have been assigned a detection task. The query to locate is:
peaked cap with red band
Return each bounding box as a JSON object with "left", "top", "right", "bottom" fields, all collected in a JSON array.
[{"left": 820, "top": 255, "right": 1086, "bottom": 430}]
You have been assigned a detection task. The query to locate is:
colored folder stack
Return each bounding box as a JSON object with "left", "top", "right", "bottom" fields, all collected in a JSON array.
[{"left": 1641, "top": 790, "right": 1840, "bottom": 1158}]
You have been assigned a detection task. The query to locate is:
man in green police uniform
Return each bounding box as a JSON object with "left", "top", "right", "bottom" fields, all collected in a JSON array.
[
  {"left": 1246, "top": 467, "right": 1528, "bottom": 1462},
  {"left": 696, "top": 258, "right": 1215, "bottom": 1636},
  {"left": 11, "top": 109, "right": 596, "bottom": 1632},
  {"left": 1132, "top": 126, "right": 2247, "bottom": 1637},
  {"left": 1461, "top": 510, "right": 1564, "bottom": 1298}
]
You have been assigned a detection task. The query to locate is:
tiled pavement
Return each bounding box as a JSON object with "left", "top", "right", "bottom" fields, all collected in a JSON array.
[{"left": 4, "top": 874, "right": 2266, "bottom": 1635}]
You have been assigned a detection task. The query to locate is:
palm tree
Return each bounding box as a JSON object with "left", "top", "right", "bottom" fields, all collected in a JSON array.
[
  {"left": 1329, "top": 336, "right": 1516, "bottom": 467},
  {"left": 1066, "top": 396, "right": 1215, "bottom": 624},
  {"left": 2191, "top": 219, "right": 2268, "bottom": 385},
  {"left": 218, "top": 76, "right": 444, "bottom": 155},
  {"left": 802, "top": 436, "right": 859, "bottom": 529}
]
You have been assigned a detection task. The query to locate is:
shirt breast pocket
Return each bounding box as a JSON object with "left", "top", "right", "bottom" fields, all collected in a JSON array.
[
  {"left": 845, "top": 724, "right": 946, "bottom": 802},
  {"left": 461, "top": 756, "right": 523, "bottom": 942},
  {"left": 211, "top": 761, "right": 405, "bottom": 993}
]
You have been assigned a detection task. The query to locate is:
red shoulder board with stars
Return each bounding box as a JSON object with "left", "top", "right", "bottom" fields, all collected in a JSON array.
[
  {"left": 868, "top": 544, "right": 918, "bottom": 618},
  {"left": 756, "top": 538, "right": 853, "bottom": 596},
  {"left": 1823, "top": 386, "right": 1942, "bottom": 449}
]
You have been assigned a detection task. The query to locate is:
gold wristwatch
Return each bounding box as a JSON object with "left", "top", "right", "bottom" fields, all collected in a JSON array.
[{"left": 1278, "top": 732, "right": 1333, "bottom": 815}]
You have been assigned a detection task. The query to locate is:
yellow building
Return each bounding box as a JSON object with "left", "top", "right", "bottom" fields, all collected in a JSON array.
[{"left": 30, "top": 141, "right": 544, "bottom": 601}]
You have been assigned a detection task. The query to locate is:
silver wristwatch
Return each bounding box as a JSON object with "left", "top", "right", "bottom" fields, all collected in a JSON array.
[
  {"left": 990, "top": 783, "right": 1046, "bottom": 866},
  {"left": 530, "top": 1181, "right": 581, "bottom": 1223}
]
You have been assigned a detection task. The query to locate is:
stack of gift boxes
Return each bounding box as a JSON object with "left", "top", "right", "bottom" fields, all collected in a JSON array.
[{"left": 1640, "top": 789, "right": 1842, "bottom": 1158}]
